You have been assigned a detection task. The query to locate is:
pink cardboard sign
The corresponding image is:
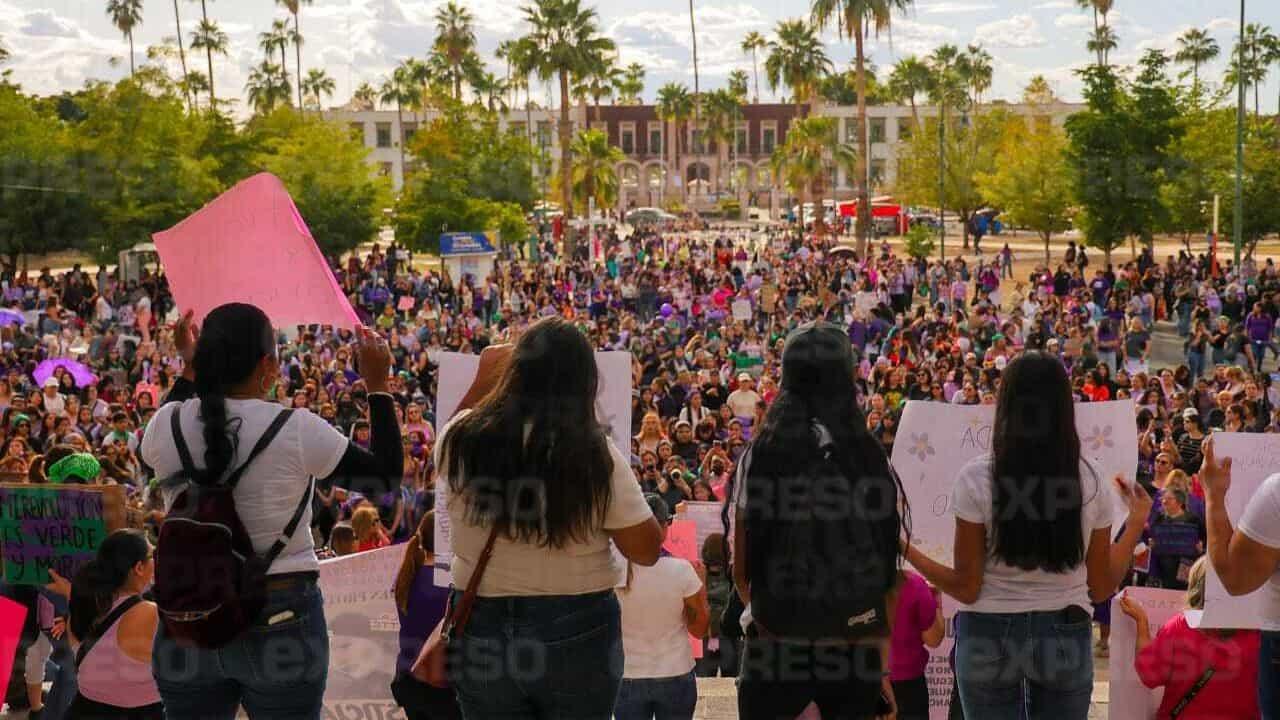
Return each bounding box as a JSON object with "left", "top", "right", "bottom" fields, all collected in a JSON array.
[
  {"left": 663, "top": 520, "right": 698, "bottom": 562},
  {"left": 0, "top": 595, "right": 28, "bottom": 692},
  {"left": 153, "top": 173, "right": 360, "bottom": 329},
  {"left": 397, "top": 295, "right": 416, "bottom": 312}
]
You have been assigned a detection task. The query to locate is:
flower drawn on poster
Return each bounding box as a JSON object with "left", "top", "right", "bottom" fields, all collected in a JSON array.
[
  {"left": 907, "top": 433, "right": 936, "bottom": 463},
  {"left": 1083, "top": 425, "right": 1114, "bottom": 452}
]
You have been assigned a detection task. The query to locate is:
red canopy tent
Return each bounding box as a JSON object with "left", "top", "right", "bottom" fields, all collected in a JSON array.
[{"left": 837, "top": 197, "right": 908, "bottom": 235}]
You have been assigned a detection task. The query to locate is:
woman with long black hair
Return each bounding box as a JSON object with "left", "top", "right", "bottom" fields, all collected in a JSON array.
[
  {"left": 731, "top": 321, "right": 907, "bottom": 720},
  {"left": 141, "top": 304, "right": 401, "bottom": 719},
  {"left": 439, "top": 316, "right": 662, "bottom": 719},
  {"left": 905, "top": 351, "right": 1152, "bottom": 719}
]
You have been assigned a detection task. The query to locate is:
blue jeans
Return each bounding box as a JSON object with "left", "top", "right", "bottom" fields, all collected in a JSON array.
[
  {"left": 954, "top": 609, "right": 1093, "bottom": 720},
  {"left": 1262, "top": 631, "right": 1280, "bottom": 720},
  {"left": 152, "top": 580, "right": 328, "bottom": 719},
  {"left": 614, "top": 671, "right": 697, "bottom": 720},
  {"left": 1187, "top": 350, "right": 1205, "bottom": 380},
  {"left": 449, "top": 590, "right": 623, "bottom": 720}
]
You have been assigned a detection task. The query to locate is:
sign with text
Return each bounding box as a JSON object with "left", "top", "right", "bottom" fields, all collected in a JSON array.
[
  {"left": 432, "top": 351, "right": 633, "bottom": 587},
  {"left": 0, "top": 484, "right": 125, "bottom": 585},
  {"left": 1192, "top": 432, "right": 1273, "bottom": 629},
  {"left": 319, "top": 545, "right": 401, "bottom": 717},
  {"left": 677, "top": 501, "right": 725, "bottom": 560},
  {"left": 1108, "top": 587, "right": 1185, "bottom": 720}
]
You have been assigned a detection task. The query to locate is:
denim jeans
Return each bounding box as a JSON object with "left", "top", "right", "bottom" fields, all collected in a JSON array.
[
  {"left": 954, "top": 609, "right": 1093, "bottom": 720},
  {"left": 1261, "top": 631, "right": 1280, "bottom": 720},
  {"left": 614, "top": 671, "right": 697, "bottom": 720},
  {"left": 448, "top": 589, "right": 623, "bottom": 720},
  {"left": 152, "top": 580, "right": 328, "bottom": 720},
  {"left": 1187, "top": 350, "right": 1205, "bottom": 380}
]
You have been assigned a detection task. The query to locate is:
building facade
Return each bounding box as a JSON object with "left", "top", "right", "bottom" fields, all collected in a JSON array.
[{"left": 329, "top": 100, "right": 1082, "bottom": 215}]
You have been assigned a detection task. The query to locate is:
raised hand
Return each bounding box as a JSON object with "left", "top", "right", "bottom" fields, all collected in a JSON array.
[{"left": 1199, "top": 437, "right": 1232, "bottom": 500}]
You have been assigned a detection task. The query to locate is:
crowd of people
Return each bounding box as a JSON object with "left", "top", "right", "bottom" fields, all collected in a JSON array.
[{"left": 0, "top": 217, "right": 1276, "bottom": 720}]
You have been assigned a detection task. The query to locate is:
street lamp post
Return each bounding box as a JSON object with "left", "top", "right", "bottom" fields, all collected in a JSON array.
[{"left": 1234, "top": 0, "right": 1245, "bottom": 268}]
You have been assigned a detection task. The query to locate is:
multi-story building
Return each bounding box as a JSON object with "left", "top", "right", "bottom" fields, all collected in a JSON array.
[{"left": 330, "top": 100, "right": 1082, "bottom": 215}]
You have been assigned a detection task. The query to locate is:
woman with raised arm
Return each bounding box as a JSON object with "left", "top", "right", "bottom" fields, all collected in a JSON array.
[
  {"left": 905, "top": 351, "right": 1152, "bottom": 720},
  {"left": 143, "top": 304, "right": 401, "bottom": 719}
]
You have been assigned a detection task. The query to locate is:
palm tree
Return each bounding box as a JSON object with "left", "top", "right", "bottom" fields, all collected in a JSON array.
[
  {"left": 703, "top": 88, "right": 741, "bottom": 195},
  {"left": 106, "top": 0, "right": 144, "bottom": 77},
  {"left": 259, "top": 18, "right": 292, "bottom": 99},
  {"left": 1021, "top": 74, "right": 1057, "bottom": 105},
  {"left": 1238, "top": 24, "right": 1275, "bottom": 116},
  {"left": 275, "top": 0, "right": 313, "bottom": 109},
  {"left": 887, "top": 55, "right": 930, "bottom": 127},
  {"left": 496, "top": 39, "right": 517, "bottom": 108},
  {"left": 1075, "top": 0, "right": 1115, "bottom": 64},
  {"left": 809, "top": 0, "right": 912, "bottom": 255},
  {"left": 1087, "top": 25, "right": 1119, "bottom": 67},
  {"left": 688, "top": 0, "right": 701, "bottom": 143},
  {"left": 927, "top": 44, "right": 970, "bottom": 253},
  {"left": 301, "top": 68, "right": 335, "bottom": 114},
  {"left": 245, "top": 60, "right": 290, "bottom": 114},
  {"left": 958, "top": 44, "right": 993, "bottom": 108},
  {"left": 380, "top": 65, "right": 419, "bottom": 173},
  {"left": 189, "top": 0, "right": 226, "bottom": 111},
  {"left": 434, "top": 1, "right": 478, "bottom": 101},
  {"left": 401, "top": 57, "right": 432, "bottom": 114},
  {"left": 169, "top": 0, "right": 192, "bottom": 110},
  {"left": 727, "top": 70, "right": 750, "bottom": 100},
  {"left": 571, "top": 129, "right": 625, "bottom": 214},
  {"left": 764, "top": 19, "right": 831, "bottom": 114},
  {"left": 656, "top": 82, "right": 694, "bottom": 202},
  {"left": 771, "top": 116, "right": 849, "bottom": 234},
  {"left": 574, "top": 55, "right": 622, "bottom": 122},
  {"left": 616, "top": 62, "right": 645, "bottom": 104},
  {"left": 0, "top": 37, "right": 9, "bottom": 64},
  {"left": 520, "top": 0, "right": 617, "bottom": 220},
  {"left": 1175, "top": 27, "right": 1220, "bottom": 95},
  {"left": 473, "top": 72, "right": 509, "bottom": 112},
  {"left": 352, "top": 81, "right": 378, "bottom": 110},
  {"left": 741, "top": 31, "right": 767, "bottom": 103},
  {"left": 181, "top": 71, "right": 209, "bottom": 108}
]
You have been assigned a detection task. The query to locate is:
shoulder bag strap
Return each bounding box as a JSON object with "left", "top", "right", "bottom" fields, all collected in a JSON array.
[
  {"left": 225, "top": 409, "right": 294, "bottom": 489},
  {"left": 169, "top": 409, "right": 197, "bottom": 477},
  {"left": 261, "top": 475, "right": 314, "bottom": 569},
  {"left": 441, "top": 524, "right": 501, "bottom": 643},
  {"left": 74, "top": 595, "right": 143, "bottom": 669},
  {"left": 1169, "top": 666, "right": 1215, "bottom": 719}
]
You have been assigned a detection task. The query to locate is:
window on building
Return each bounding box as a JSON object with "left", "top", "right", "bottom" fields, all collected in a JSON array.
[
  {"left": 898, "top": 118, "right": 912, "bottom": 141},
  {"left": 402, "top": 123, "right": 417, "bottom": 145},
  {"left": 869, "top": 117, "right": 886, "bottom": 143},
  {"left": 509, "top": 121, "right": 527, "bottom": 136},
  {"left": 691, "top": 129, "right": 706, "bottom": 154},
  {"left": 621, "top": 127, "right": 635, "bottom": 154},
  {"left": 536, "top": 121, "right": 551, "bottom": 146},
  {"left": 349, "top": 123, "right": 365, "bottom": 142},
  {"left": 375, "top": 123, "right": 392, "bottom": 148},
  {"left": 870, "top": 159, "right": 886, "bottom": 186},
  {"left": 762, "top": 127, "right": 776, "bottom": 154},
  {"left": 649, "top": 127, "right": 662, "bottom": 154},
  {"left": 845, "top": 119, "right": 858, "bottom": 144},
  {"left": 736, "top": 127, "right": 748, "bottom": 154}
]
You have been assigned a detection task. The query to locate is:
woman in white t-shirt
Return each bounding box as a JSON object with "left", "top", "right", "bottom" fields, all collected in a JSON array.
[
  {"left": 615, "top": 494, "right": 709, "bottom": 720},
  {"left": 438, "top": 316, "right": 663, "bottom": 720},
  {"left": 906, "top": 351, "right": 1152, "bottom": 720}
]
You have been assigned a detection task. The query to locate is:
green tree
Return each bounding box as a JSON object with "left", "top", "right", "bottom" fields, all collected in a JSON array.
[
  {"left": 1175, "top": 27, "right": 1219, "bottom": 98},
  {"left": 573, "top": 54, "right": 621, "bottom": 122},
  {"left": 764, "top": 19, "right": 831, "bottom": 113},
  {"left": 1220, "top": 119, "right": 1280, "bottom": 259},
  {"left": 520, "top": 0, "right": 616, "bottom": 220},
  {"left": 703, "top": 87, "right": 741, "bottom": 193},
  {"left": 259, "top": 18, "right": 292, "bottom": 98},
  {"left": 741, "top": 31, "right": 767, "bottom": 103},
  {"left": 275, "top": 0, "right": 313, "bottom": 109},
  {"left": 770, "top": 116, "right": 852, "bottom": 235},
  {"left": 1126, "top": 49, "right": 1183, "bottom": 249},
  {"left": 727, "top": 70, "right": 749, "bottom": 100},
  {"left": 655, "top": 82, "right": 694, "bottom": 201},
  {"left": 1075, "top": 0, "right": 1114, "bottom": 65},
  {"left": 472, "top": 72, "right": 509, "bottom": 112},
  {"left": 379, "top": 64, "right": 420, "bottom": 174},
  {"left": 957, "top": 44, "right": 993, "bottom": 108},
  {"left": 352, "top": 81, "right": 377, "bottom": 109},
  {"left": 251, "top": 109, "right": 391, "bottom": 256},
  {"left": 0, "top": 36, "right": 9, "bottom": 64},
  {"left": 1158, "top": 107, "right": 1232, "bottom": 251},
  {"left": 616, "top": 62, "right": 645, "bottom": 104},
  {"left": 1226, "top": 24, "right": 1274, "bottom": 116},
  {"left": 887, "top": 56, "right": 930, "bottom": 127},
  {"left": 1022, "top": 75, "right": 1057, "bottom": 105},
  {"left": 978, "top": 120, "right": 1072, "bottom": 264},
  {"left": 189, "top": 17, "right": 228, "bottom": 110},
  {"left": 245, "top": 60, "right": 290, "bottom": 115},
  {"left": 106, "top": 0, "right": 144, "bottom": 77},
  {"left": 300, "top": 68, "right": 334, "bottom": 114},
  {"left": 170, "top": 0, "right": 192, "bottom": 111},
  {"left": 433, "top": 1, "right": 480, "bottom": 101},
  {"left": 1065, "top": 63, "right": 1130, "bottom": 265},
  {"left": 810, "top": 0, "right": 913, "bottom": 256},
  {"left": 1087, "top": 25, "right": 1119, "bottom": 67},
  {"left": 571, "top": 128, "right": 624, "bottom": 212}
]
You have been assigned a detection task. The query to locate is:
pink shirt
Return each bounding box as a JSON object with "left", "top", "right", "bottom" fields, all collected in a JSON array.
[
  {"left": 1135, "top": 612, "right": 1260, "bottom": 720},
  {"left": 890, "top": 571, "right": 938, "bottom": 681},
  {"left": 78, "top": 596, "right": 162, "bottom": 708}
]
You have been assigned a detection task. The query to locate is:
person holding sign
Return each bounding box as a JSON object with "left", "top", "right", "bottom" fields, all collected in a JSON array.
[
  {"left": 1200, "top": 440, "right": 1280, "bottom": 719},
  {"left": 142, "top": 304, "right": 401, "bottom": 720},
  {"left": 615, "top": 494, "right": 709, "bottom": 720},
  {"left": 434, "top": 317, "right": 662, "bottom": 720},
  {"left": 904, "top": 351, "right": 1153, "bottom": 720}
]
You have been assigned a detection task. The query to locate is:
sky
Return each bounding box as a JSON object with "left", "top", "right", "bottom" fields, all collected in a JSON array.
[{"left": 2, "top": 0, "right": 1279, "bottom": 114}]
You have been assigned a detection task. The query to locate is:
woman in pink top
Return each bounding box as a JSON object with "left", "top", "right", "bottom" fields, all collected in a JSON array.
[
  {"left": 67, "top": 529, "right": 163, "bottom": 719},
  {"left": 1119, "top": 556, "right": 1260, "bottom": 720},
  {"left": 890, "top": 570, "right": 945, "bottom": 720}
]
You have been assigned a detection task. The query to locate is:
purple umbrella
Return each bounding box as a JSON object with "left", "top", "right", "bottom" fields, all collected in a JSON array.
[
  {"left": 33, "top": 358, "right": 97, "bottom": 389},
  {"left": 0, "top": 309, "right": 23, "bottom": 327}
]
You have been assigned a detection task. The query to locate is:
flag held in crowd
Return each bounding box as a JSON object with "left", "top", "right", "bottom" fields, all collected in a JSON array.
[
  {"left": 153, "top": 173, "right": 361, "bottom": 329},
  {"left": 32, "top": 358, "right": 97, "bottom": 388}
]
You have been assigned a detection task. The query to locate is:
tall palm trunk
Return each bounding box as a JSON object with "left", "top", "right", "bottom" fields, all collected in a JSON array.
[
  {"left": 202, "top": 0, "right": 216, "bottom": 110},
  {"left": 853, "top": 25, "right": 870, "bottom": 257},
  {"left": 909, "top": 97, "right": 919, "bottom": 129},
  {"left": 293, "top": 11, "right": 304, "bottom": 109},
  {"left": 751, "top": 49, "right": 759, "bottom": 103},
  {"left": 454, "top": 72, "right": 463, "bottom": 103},
  {"left": 558, "top": 69, "right": 574, "bottom": 219},
  {"left": 279, "top": 46, "right": 290, "bottom": 101},
  {"left": 173, "top": 0, "right": 191, "bottom": 111},
  {"left": 396, "top": 101, "right": 406, "bottom": 179},
  {"left": 128, "top": 31, "right": 136, "bottom": 76}
]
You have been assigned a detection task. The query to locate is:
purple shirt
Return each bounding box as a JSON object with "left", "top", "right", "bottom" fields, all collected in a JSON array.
[
  {"left": 1246, "top": 313, "right": 1273, "bottom": 342},
  {"left": 890, "top": 571, "right": 939, "bottom": 681},
  {"left": 397, "top": 564, "right": 451, "bottom": 674}
]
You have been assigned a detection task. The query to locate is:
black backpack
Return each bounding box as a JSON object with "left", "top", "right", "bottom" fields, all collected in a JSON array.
[
  {"left": 746, "top": 429, "right": 895, "bottom": 642},
  {"left": 154, "top": 407, "right": 312, "bottom": 649}
]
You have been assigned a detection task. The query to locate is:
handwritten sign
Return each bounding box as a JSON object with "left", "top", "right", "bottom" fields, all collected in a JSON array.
[
  {"left": 1109, "top": 587, "right": 1185, "bottom": 719},
  {"left": 663, "top": 520, "right": 698, "bottom": 562},
  {"left": 678, "top": 501, "right": 725, "bottom": 559},
  {"left": 731, "top": 299, "right": 752, "bottom": 322},
  {"left": 396, "top": 295, "right": 416, "bottom": 312},
  {"left": 153, "top": 173, "right": 360, "bottom": 329},
  {"left": 0, "top": 484, "right": 125, "bottom": 585},
  {"left": 432, "top": 351, "right": 634, "bottom": 587},
  {"left": 319, "top": 545, "right": 401, "bottom": 716},
  {"left": 1193, "top": 432, "right": 1274, "bottom": 629}
]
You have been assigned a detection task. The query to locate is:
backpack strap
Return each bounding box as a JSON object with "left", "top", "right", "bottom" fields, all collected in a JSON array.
[
  {"left": 170, "top": 408, "right": 198, "bottom": 478},
  {"left": 262, "top": 476, "right": 313, "bottom": 569},
  {"left": 225, "top": 409, "right": 294, "bottom": 489},
  {"left": 74, "top": 595, "right": 143, "bottom": 669}
]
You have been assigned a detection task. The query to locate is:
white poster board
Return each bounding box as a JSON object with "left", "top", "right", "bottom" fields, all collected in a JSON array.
[
  {"left": 731, "top": 299, "right": 752, "bottom": 323},
  {"left": 318, "top": 545, "right": 402, "bottom": 715},
  {"left": 1191, "top": 432, "right": 1276, "bottom": 629},
  {"left": 676, "top": 500, "right": 726, "bottom": 558},
  {"left": 890, "top": 399, "right": 1138, "bottom": 719},
  {"left": 1108, "top": 587, "right": 1185, "bottom": 720},
  {"left": 432, "top": 351, "right": 633, "bottom": 586}
]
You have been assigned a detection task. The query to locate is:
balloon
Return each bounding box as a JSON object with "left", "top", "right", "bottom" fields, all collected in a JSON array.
[{"left": 660, "top": 303, "right": 674, "bottom": 317}]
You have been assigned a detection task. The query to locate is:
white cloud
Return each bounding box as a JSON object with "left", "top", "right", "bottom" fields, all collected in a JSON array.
[
  {"left": 875, "top": 18, "right": 960, "bottom": 58},
  {"left": 1054, "top": 13, "right": 1092, "bottom": 30},
  {"left": 1033, "top": 1, "right": 1076, "bottom": 9},
  {"left": 605, "top": 3, "right": 771, "bottom": 84},
  {"left": 915, "top": 2, "right": 997, "bottom": 14},
  {"left": 20, "top": 9, "right": 79, "bottom": 38},
  {"left": 974, "top": 15, "right": 1046, "bottom": 48}
]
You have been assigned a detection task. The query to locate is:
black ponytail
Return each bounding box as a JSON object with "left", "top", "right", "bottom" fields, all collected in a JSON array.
[
  {"left": 69, "top": 529, "right": 150, "bottom": 639},
  {"left": 192, "top": 303, "right": 275, "bottom": 479}
]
